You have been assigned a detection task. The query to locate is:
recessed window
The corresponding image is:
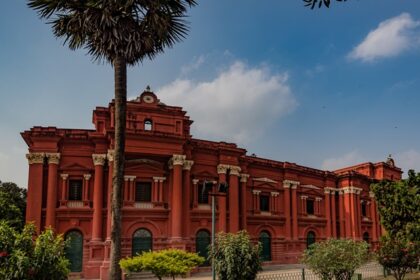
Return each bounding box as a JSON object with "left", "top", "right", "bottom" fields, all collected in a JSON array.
[
  {"left": 144, "top": 119, "right": 152, "bottom": 131},
  {"left": 362, "top": 203, "right": 367, "bottom": 217},
  {"left": 198, "top": 182, "right": 213, "bottom": 204},
  {"left": 68, "top": 180, "right": 83, "bottom": 201},
  {"left": 135, "top": 182, "right": 152, "bottom": 202},
  {"left": 260, "top": 195, "right": 270, "bottom": 212},
  {"left": 307, "top": 199, "right": 315, "bottom": 215}
]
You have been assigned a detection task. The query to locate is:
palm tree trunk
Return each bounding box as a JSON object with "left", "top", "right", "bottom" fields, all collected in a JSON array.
[{"left": 109, "top": 56, "right": 127, "bottom": 280}]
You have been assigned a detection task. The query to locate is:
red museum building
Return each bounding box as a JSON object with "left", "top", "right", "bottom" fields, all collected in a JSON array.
[{"left": 22, "top": 89, "right": 402, "bottom": 279}]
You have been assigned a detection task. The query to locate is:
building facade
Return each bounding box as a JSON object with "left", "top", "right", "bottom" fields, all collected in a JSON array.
[{"left": 22, "top": 89, "right": 402, "bottom": 279}]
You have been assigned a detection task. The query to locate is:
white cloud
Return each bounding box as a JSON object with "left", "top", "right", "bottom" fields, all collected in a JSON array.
[
  {"left": 395, "top": 149, "right": 420, "bottom": 175},
  {"left": 321, "top": 150, "right": 366, "bottom": 171},
  {"left": 180, "top": 55, "right": 206, "bottom": 76},
  {"left": 349, "top": 13, "right": 420, "bottom": 62},
  {"left": 158, "top": 61, "right": 297, "bottom": 144}
]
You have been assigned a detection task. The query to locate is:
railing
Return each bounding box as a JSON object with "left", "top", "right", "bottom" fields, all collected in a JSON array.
[{"left": 256, "top": 268, "right": 363, "bottom": 280}]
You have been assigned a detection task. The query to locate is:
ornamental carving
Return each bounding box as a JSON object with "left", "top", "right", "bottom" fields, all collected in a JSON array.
[
  {"left": 92, "top": 154, "right": 107, "bottom": 166},
  {"left": 84, "top": 174, "right": 92, "bottom": 181},
  {"left": 46, "top": 153, "right": 61, "bottom": 165},
  {"left": 170, "top": 154, "right": 186, "bottom": 166},
  {"left": 217, "top": 164, "right": 229, "bottom": 174},
  {"left": 271, "top": 192, "right": 280, "bottom": 197},
  {"left": 192, "top": 179, "right": 199, "bottom": 185},
  {"left": 240, "top": 174, "right": 250, "bottom": 183},
  {"left": 183, "top": 160, "right": 194, "bottom": 170},
  {"left": 229, "top": 165, "right": 241, "bottom": 176},
  {"left": 252, "top": 190, "right": 261, "bottom": 195},
  {"left": 153, "top": 176, "right": 166, "bottom": 182},
  {"left": 283, "top": 180, "right": 300, "bottom": 189},
  {"left": 60, "top": 174, "right": 68, "bottom": 180},
  {"left": 253, "top": 177, "right": 277, "bottom": 184},
  {"left": 107, "top": 150, "right": 114, "bottom": 162},
  {"left": 26, "top": 152, "right": 45, "bottom": 164}
]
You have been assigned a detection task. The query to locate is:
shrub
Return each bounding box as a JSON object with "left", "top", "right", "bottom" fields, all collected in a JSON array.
[
  {"left": 209, "top": 230, "right": 262, "bottom": 280},
  {"left": 377, "top": 235, "right": 420, "bottom": 280},
  {"left": 120, "top": 249, "right": 204, "bottom": 280},
  {"left": 301, "top": 239, "right": 370, "bottom": 280},
  {"left": 0, "top": 222, "right": 69, "bottom": 280}
]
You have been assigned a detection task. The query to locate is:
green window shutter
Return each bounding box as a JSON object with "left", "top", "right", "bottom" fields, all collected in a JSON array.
[
  {"left": 196, "top": 230, "right": 210, "bottom": 266},
  {"left": 259, "top": 231, "right": 271, "bottom": 261},
  {"left": 65, "top": 231, "right": 83, "bottom": 272},
  {"left": 132, "top": 229, "right": 152, "bottom": 256}
]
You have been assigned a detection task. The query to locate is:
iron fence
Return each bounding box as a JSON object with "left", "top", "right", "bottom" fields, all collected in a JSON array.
[{"left": 256, "top": 268, "right": 362, "bottom": 280}]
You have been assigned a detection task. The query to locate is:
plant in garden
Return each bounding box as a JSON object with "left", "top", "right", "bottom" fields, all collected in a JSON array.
[
  {"left": 0, "top": 181, "right": 27, "bottom": 231},
  {"left": 376, "top": 235, "right": 420, "bottom": 280},
  {"left": 119, "top": 249, "right": 204, "bottom": 280},
  {"left": 301, "top": 239, "right": 370, "bottom": 280},
  {"left": 0, "top": 221, "right": 69, "bottom": 280},
  {"left": 209, "top": 230, "right": 262, "bottom": 280}
]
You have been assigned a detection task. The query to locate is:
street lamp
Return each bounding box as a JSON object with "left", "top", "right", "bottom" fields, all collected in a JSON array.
[{"left": 208, "top": 182, "right": 228, "bottom": 280}]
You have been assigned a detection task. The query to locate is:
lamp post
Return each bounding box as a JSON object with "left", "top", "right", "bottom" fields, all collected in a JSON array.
[{"left": 209, "top": 182, "right": 228, "bottom": 280}]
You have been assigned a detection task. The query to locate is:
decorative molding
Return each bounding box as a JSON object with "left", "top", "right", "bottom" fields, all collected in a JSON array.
[
  {"left": 170, "top": 154, "right": 186, "bottom": 166},
  {"left": 283, "top": 180, "right": 300, "bottom": 189},
  {"left": 92, "top": 154, "right": 107, "bottom": 166},
  {"left": 153, "top": 176, "right": 166, "bottom": 182},
  {"left": 84, "top": 174, "right": 92, "bottom": 181},
  {"left": 217, "top": 164, "right": 229, "bottom": 174},
  {"left": 229, "top": 165, "right": 241, "bottom": 176},
  {"left": 183, "top": 160, "right": 194, "bottom": 170},
  {"left": 124, "top": 175, "right": 136, "bottom": 181},
  {"left": 46, "top": 153, "right": 60, "bottom": 165},
  {"left": 271, "top": 192, "right": 280, "bottom": 197},
  {"left": 315, "top": 197, "right": 323, "bottom": 201},
  {"left": 341, "top": 186, "right": 363, "bottom": 194},
  {"left": 240, "top": 174, "right": 250, "bottom": 183},
  {"left": 369, "top": 191, "right": 375, "bottom": 198},
  {"left": 253, "top": 177, "right": 277, "bottom": 184},
  {"left": 107, "top": 150, "right": 114, "bottom": 162},
  {"left": 324, "top": 187, "right": 331, "bottom": 194},
  {"left": 192, "top": 179, "right": 199, "bottom": 185},
  {"left": 26, "top": 152, "right": 45, "bottom": 164},
  {"left": 60, "top": 174, "right": 68, "bottom": 180},
  {"left": 300, "top": 195, "right": 308, "bottom": 200},
  {"left": 252, "top": 190, "right": 261, "bottom": 195},
  {"left": 301, "top": 184, "right": 321, "bottom": 190}
]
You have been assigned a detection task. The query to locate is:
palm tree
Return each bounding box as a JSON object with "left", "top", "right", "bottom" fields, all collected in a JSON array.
[
  {"left": 27, "top": 1, "right": 197, "bottom": 279},
  {"left": 303, "top": 0, "right": 348, "bottom": 9}
]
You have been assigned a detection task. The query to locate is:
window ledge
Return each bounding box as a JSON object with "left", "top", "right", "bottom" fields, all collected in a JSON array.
[
  {"left": 197, "top": 204, "right": 211, "bottom": 210},
  {"left": 260, "top": 211, "right": 271, "bottom": 216},
  {"left": 134, "top": 202, "right": 153, "bottom": 209}
]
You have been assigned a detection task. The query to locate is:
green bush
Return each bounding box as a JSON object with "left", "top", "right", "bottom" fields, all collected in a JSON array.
[
  {"left": 209, "top": 231, "right": 262, "bottom": 280},
  {"left": 377, "top": 235, "right": 420, "bottom": 280},
  {"left": 0, "top": 222, "right": 69, "bottom": 280},
  {"left": 301, "top": 239, "right": 370, "bottom": 280},
  {"left": 120, "top": 248, "right": 204, "bottom": 280}
]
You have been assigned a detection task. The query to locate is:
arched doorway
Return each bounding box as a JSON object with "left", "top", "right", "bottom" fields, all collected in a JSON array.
[
  {"left": 196, "top": 230, "right": 211, "bottom": 266},
  {"left": 65, "top": 230, "right": 83, "bottom": 272},
  {"left": 363, "top": 232, "right": 370, "bottom": 243},
  {"left": 132, "top": 228, "right": 152, "bottom": 256},
  {"left": 259, "top": 231, "right": 271, "bottom": 261},
  {"left": 307, "top": 231, "right": 316, "bottom": 248}
]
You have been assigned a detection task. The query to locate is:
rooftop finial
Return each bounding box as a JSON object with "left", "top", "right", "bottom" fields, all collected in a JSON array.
[{"left": 145, "top": 85, "right": 151, "bottom": 92}]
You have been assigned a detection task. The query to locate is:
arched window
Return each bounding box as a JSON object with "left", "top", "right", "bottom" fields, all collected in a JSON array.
[
  {"left": 65, "top": 230, "right": 83, "bottom": 272},
  {"left": 144, "top": 119, "right": 152, "bottom": 131},
  {"left": 132, "top": 228, "right": 152, "bottom": 256},
  {"left": 196, "top": 230, "right": 211, "bottom": 266},
  {"left": 363, "top": 232, "right": 370, "bottom": 243},
  {"left": 259, "top": 231, "right": 271, "bottom": 261},
  {"left": 307, "top": 231, "right": 316, "bottom": 248}
]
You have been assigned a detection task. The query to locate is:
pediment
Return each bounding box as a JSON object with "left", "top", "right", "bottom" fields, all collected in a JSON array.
[
  {"left": 193, "top": 170, "right": 217, "bottom": 180},
  {"left": 60, "top": 162, "right": 91, "bottom": 171},
  {"left": 125, "top": 159, "right": 164, "bottom": 172},
  {"left": 301, "top": 184, "right": 321, "bottom": 190},
  {"left": 253, "top": 177, "right": 278, "bottom": 184}
]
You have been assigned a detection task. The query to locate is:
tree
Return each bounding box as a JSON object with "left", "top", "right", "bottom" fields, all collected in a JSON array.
[
  {"left": 303, "top": 0, "right": 348, "bottom": 9},
  {"left": 0, "top": 221, "right": 69, "bottom": 280},
  {"left": 209, "top": 231, "right": 262, "bottom": 280},
  {"left": 301, "top": 239, "right": 370, "bottom": 280},
  {"left": 0, "top": 182, "right": 27, "bottom": 231},
  {"left": 119, "top": 249, "right": 204, "bottom": 280},
  {"left": 27, "top": 1, "right": 197, "bottom": 279}
]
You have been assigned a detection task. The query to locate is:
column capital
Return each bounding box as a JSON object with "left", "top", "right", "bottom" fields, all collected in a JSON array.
[
  {"left": 153, "top": 176, "right": 166, "bottom": 182},
  {"left": 252, "top": 190, "right": 261, "bottom": 195},
  {"left": 107, "top": 150, "right": 114, "bottom": 162},
  {"left": 324, "top": 187, "right": 332, "bottom": 194},
  {"left": 84, "top": 174, "right": 92, "bottom": 181},
  {"left": 229, "top": 165, "right": 241, "bottom": 176},
  {"left": 342, "top": 186, "right": 363, "bottom": 194},
  {"left": 60, "top": 173, "right": 68, "bottom": 180},
  {"left": 183, "top": 160, "right": 194, "bottom": 170},
  {"left": 92, "top": 154, "right": 107, "bottom": 166},
  {"left": 46, "top": 153, "right": 61, "bottom": 165},
  {"left": 283, "top": 180, "right": 300, "bottom": 189},
  {"left": 192, "top": 179, "right": 199, "bottom": 185},
  {"left": 300, "top": 195, "right": 308, "bottom": 200},
  {"left": 26, "top": 152, "right": 45, "bottom": 164},
  {"left": 315, "top": 197, "right": 323, "bottom": 201},
  {"left": 369, "top": 191, "right": 375, "bottom": 198},
  {"left": 124, "top": 175, "right": 136, "bottom": 181},
  {"left": 271, "top": 191, "right": 280, "bottom": 197},
  {"left": 217, "top": 164, "right": 229, "bottom": 174},
  {"left": 170, "top": 154, "right": 186, "bottom": 166},
  {"left": 240, "top": 173, "right": 250, "bottom": 183}
]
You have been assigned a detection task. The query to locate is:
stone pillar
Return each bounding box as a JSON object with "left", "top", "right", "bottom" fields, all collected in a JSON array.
[
  {"left": 83, "top": 174, "right": 92, "bottom": 205},
  {"left": 301, "top": 196, "right": 307, "bottom": 215},
  {"left": 369, "top": 192, "right": 378, "bottom": 241},
  {"left": 26, "top": 152, "right": 45, "bottom": 233},
  {"left": 315, "top": 197, "right": 322, "bottom": 216},
  {"left": 169, "top": 154, "right": 185, "bottom": 239},
  {"left": 92, "top": 154, "right": 106, "bottom": 241},
  {"left": 129, "top": 176, "right": 136, "bottom": 203},
  {"left": 240, "top": 174, "right": 249, "bottom": 229},
  {"left": 183, "top": 160, "right": 194, "bottom": 237},
  {"left": 356, "top": 191, "right": 362, "bottom": 239},
  {"left": 192, "top": 179, "right": 199, "bottom": 208},
  {"left": 324, "top": 188, "right": 332, "bottom": 238},
  {"left": 217, "top": 164, "right": 228, "bottom": 232},
  {"left": 60, "top": 174, "right": 68, "bottom": 206},
  {"left": 290, "top": 182, "right": 299, "bottom": 240},
  {"left": 271, "top": 192, "right": 279, "bottom": 214},
  {"left": 330, "top": 190, "right": 337, "bottom": 238},
  {"left": 229, "top": 165, "right": 241, "bottom": 233},
  {"left": 158, "top": 178, "right": 165, "bottom": 203},
  {"left": 343, "top": 188, "right": 352, "bottom": 238},
  {"left": 338, "top": 190, "right": 345, "bottom": 238},
  {"left": 45, "top": 153, "right": 60, "bottom": 228},
  {"left": 283, "top": 181, "right": 292, "bottom": 240}
]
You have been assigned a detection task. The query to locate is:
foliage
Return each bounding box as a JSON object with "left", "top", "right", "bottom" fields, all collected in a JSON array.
[
  {"left": 376, "top": 235, "right": 420, "bottom": 280},
  {"left": 0, "top": 182, "right": 27, "bottom": 230},
  {"left": 301, "top": 239, "right": 370, "bottom": 280},
  {"left": 0, "top": 221, "right": 69, "bottom": 280},
  {"left": 209, "top": 231, "right": 262, "bottom": 280},
  {"left": 371, "top": 170, "right": 420, "bottom": 242},
  {"left": 120, "top": 249, "right": 204, "bottom": 280},
  {"left": 303, "top": 0, "right": 348, "bottom": 9}
]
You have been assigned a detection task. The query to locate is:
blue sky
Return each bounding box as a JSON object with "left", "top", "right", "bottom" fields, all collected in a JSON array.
[{"left": 1, "top": 0, "right": 420, "bottom": 187}]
